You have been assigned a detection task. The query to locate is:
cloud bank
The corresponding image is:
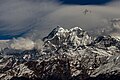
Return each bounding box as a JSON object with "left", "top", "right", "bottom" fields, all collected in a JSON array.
[
  {"left": 0, "top": 0, "right": 120, "bottom": 40},
  {"left": 28, "top": 5, "right": 120, "bottom": 39}
]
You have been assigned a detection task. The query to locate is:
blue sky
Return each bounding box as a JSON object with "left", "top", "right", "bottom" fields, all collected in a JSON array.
[{"left": 59, "top": 0, "right": 112, "bottom": 5}]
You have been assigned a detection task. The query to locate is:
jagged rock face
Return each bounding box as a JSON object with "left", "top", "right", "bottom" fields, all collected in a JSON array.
[
  {"left": 43, "top": 26, "right": 91, "bottom": 48},
  {"left": 93, "top": 36, "right": 118, "bottom": 48},
  {"left": 0, "top": 26, "right": 120, "bottom": 80},
  {"left": 69, "top": 27, "right": 91, "bottom": 46}
]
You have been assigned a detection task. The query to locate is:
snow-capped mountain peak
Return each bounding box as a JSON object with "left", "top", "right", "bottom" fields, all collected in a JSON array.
[
  {"left": 43, "top": 25, "right": 69, "bottom": 41},
  {"left": 70, "top": 27, "right": 82, "bottom": 32},
  {"left": 1, "top": 26, "right": 120, "bottom": 80},
  {"left": 43, "top": 26, "right": 91, "bottom": 48}
]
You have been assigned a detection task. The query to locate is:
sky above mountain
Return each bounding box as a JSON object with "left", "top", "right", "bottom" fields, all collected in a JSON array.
[
  {"left": 0, "top": 0, "right": 120, "bottom": 40},
  {"left": 59, "top": 0, "right": 112, "bottom": 5}
]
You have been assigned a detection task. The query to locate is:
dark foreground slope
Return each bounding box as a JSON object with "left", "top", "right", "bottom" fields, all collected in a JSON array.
[{"left": 0, "top": 26, "right": 120, "bottom": 80}]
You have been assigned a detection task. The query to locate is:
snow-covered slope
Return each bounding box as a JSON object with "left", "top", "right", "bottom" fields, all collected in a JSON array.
[
  {"left": 43, "top": 26, "right": 91, "bottom": 49},
  {"left": 1, "top": 26, "right": 120, "bottom": 80}
]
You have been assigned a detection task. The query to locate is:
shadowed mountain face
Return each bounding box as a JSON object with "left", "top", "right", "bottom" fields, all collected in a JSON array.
[
  {"left": 59, "top": 0, "right": 113, "bottom": 5},
  {"left": 1, "top": 26, "right": 120, "bottom": 80}
]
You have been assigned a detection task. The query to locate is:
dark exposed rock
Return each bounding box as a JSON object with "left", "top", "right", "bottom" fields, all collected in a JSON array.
[{"left": 0, "top": 26, "right": 120, "bottom": 80}]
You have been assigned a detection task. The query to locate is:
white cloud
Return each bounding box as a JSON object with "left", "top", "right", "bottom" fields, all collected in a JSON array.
[
  {"left": 10, "top": 37, "right": 35, "bottom": 50},
  {"left": 28, "top": 5, "right": 120, "bottom": 38}
]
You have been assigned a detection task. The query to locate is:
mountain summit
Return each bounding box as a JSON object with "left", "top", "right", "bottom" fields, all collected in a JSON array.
[
  {"left": 0, "top": 26, "right": 120, "bottom": 80},
  {"left": 43, "top": 26, "right": 91, "bottom": 48}
]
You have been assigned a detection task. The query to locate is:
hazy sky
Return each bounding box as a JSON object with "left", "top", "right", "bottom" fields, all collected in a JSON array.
[{"left": 0, "top": 0, "right": 120, "bottom": 40}]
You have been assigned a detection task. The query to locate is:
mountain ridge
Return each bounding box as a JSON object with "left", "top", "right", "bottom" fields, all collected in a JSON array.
[{"left": 0, "top": 26, "right": 120, "bottom": 80}]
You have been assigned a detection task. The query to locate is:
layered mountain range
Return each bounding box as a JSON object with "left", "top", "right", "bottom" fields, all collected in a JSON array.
[{"left": 0, "top": 26, "right": 120, "bottom": 80}]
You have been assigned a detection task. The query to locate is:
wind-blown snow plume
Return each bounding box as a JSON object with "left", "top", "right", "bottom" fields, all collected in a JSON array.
[
  {"left": 34, "top": 39, "right": 44, "bottom": 50},
  {"left": 10, "top": 38, "right": 35, "bottom": 50}
]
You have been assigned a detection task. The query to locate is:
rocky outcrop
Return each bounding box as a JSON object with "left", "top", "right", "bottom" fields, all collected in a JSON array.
[{"left": 0, "top": 26, "right": 120, "bottom": 80}]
